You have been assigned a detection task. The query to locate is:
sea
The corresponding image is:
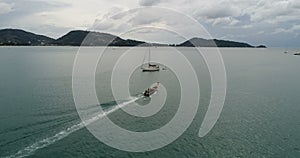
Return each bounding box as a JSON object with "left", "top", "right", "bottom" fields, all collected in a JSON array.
[{"left": 0, "top": 47, "right": 299, "bottom": 158}]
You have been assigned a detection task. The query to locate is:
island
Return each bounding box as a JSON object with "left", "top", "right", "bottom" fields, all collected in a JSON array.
[{"left": 177, "top": 37, "right": 266, "bottom": 48}]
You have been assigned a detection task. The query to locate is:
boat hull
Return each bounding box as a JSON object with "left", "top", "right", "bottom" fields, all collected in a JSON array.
[
  {"left": 142, "top": 68, "right": 160, "bottom": 72},
  {"left": 142, "top": 65, "right": 160, "bottom": 72}
]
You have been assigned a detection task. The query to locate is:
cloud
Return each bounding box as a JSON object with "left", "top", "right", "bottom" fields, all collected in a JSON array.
[
  {"left": 0, "top": 2, "right": 14, "bottom": 15},
  {"left": 0, "top": 0, "right": 300, "bottom": 46},
  {"left": 250, "top": 0, "right": 300, "bottom": 24},
  {"left": 196, "top": 3, "right": 241, "bottom": 19},
  {"left": 191, "top": 0, "right": 247, "bottom": 27},
  {"left": 272, "top": 25, "right": 300, "bottom": 34},
  {"left": 241, "top": 25, "right": 252, "bottom": 29},
  {"left": 0, "top": 0, "right": 70, "bottom": 24},
  {"left": 128, "top": 10, "right": 162, "bottom": 25},
  {"left": 215, "top": 18, "right": 239, "bottom": 26},
  {"left": 139, "top": 0, "right": 164, "bottom": 6}
]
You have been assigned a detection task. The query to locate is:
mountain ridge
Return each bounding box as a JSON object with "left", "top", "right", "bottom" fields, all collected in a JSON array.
[
  {"left": 0, "top": 28, "right": 266, "bottom": 48},
  {"left": 0, "top": 29, "right": 55, "bottom": 46}
]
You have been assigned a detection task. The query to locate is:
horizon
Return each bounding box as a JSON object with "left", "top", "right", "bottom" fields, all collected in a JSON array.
[{"left": 0, "top": 0, "right": 299, "bottom": 47}]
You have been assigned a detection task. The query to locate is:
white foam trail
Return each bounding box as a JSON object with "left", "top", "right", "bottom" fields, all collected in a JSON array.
[{"left": 5, "top": 97, "right": 140, "bottom": 158}]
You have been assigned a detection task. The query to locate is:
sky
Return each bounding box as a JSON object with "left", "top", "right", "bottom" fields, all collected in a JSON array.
[{"left": 0, "top": 0, "right": 299, "bottom": 47}]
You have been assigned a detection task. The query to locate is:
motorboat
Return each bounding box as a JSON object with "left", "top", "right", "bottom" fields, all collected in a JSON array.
[{"left": 143, "top": 82, "right": 159, "bottom": 97}]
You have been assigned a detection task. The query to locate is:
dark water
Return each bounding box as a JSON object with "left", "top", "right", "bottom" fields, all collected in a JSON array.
[{"left": 0, "top": 47, "right": 299, "bottom": 158}]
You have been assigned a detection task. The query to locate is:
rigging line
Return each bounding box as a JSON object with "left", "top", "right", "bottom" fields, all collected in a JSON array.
[{"left": 141, "top": 49, "right": 147, "bottom": 69}]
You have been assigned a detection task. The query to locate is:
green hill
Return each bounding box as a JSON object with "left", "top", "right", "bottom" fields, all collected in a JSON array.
[
  {"left": 178, "top": 37, "right": 265, "bottom": 48},
  {"left": 0, "top": 29, "right": 54, "bottom": 46}
]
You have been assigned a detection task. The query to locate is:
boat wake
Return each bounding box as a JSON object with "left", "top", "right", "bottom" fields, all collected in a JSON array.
[{"left": 5, "top": 97, "right": 141, "bottom": 158}]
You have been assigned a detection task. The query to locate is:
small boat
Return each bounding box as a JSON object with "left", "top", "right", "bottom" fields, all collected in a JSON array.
[
  {"left": 143, "top": 82, "right": 159, "bottom": 97},
  {"left": 294, "top": 52, "right": 300, "bottom": 56},
  {"left": 141, "top": 44, "right": 160, "bottom": 72},
  {"left": 284, "top": 47, "right": 288, "bottom": 54}
]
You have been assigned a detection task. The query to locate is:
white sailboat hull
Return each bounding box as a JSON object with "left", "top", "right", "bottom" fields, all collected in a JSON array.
[{"left": 142, "top": 66, "right": 160, "bottom": 72}]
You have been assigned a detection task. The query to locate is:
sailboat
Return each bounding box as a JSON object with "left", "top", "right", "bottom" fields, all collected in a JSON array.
[{"left": 141, "top": 44, "right": 160, "bottom": 72}]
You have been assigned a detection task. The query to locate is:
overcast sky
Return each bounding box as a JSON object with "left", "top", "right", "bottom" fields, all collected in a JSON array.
[{"left": 0, "top": 0, "right": 299, "bottom": 47}]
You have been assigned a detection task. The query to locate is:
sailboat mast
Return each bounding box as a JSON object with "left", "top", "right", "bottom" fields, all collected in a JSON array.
[
  {"left": 141, "top": 43, "right": 160, "bottom": 72},
  {"left": 148, "top": 43, "right": 151, "bottom": 65}
]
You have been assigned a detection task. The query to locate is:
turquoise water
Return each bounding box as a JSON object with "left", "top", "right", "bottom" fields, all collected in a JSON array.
[{"left": 0, "top": 47, "right": 299, "bottom": 157}]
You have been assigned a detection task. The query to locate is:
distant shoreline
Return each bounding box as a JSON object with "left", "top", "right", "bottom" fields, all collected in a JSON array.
[
  {"left": 0, "top": 46, "right": 268, "bottom": 49},
  {"left": 0, "top": 28, "right": 267, "bottom": 48}
]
